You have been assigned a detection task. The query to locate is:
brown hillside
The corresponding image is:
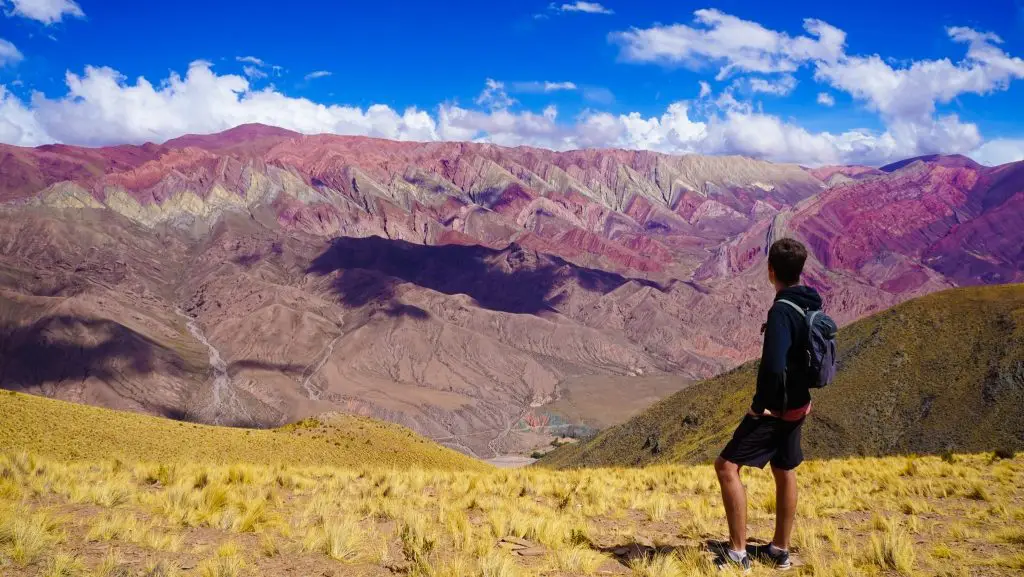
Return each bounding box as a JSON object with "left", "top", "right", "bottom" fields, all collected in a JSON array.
[{"left": 541, "top": 284, "right": 1024, "bottom": 469}]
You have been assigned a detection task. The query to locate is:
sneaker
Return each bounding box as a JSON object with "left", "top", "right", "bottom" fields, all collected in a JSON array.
[
  {"left": 751, "top": 543, "right": 793, "bottom": 570},
  {"left": 714, "top": 551, "right": 752, "bottom": 574}
]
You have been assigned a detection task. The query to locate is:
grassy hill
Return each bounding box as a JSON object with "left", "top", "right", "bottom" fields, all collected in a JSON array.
[
  {"left": 541, "top": 284, "right": 1024, "bottom": 469},
  {"left": 0, "top": 390, "right": 486, "bottom": 471}
]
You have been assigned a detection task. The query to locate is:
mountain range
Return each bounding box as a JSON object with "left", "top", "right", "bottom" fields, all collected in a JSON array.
[{"left": 1, "top": 124, "right": 1021, "bottom": 457}]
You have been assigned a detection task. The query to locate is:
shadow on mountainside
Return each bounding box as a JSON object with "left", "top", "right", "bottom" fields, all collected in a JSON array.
[
  {"left": 306, "top": 235, "right": 665, "bottom": 316},
  {"left": 0, "top": 315, "right": 218, "bottom": 422},
  {"left": 0, "top": 316, "right": 161, "bottom": 387}
]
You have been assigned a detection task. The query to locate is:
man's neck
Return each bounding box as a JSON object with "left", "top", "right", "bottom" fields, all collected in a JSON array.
[{"left": 775, "top": 282, "right": 800, "bottom": 293}]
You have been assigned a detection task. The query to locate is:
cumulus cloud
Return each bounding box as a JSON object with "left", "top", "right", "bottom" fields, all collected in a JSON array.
[
  {"left": 968, "top": 138, "right": 1024, "bottom": 166},
  {"left": 0, "top": 38, "right": 22, "bottom": 67},
  {"left": 304, "top": 70, "right": 331, "bottom": 80},
  {"left": 2, "top": 61, "right": 438, "bottom": 147},
  {"left": 554, "top": 2, "right": 613, "bottom": 15},
  {"left": 612, "top": 11, "right": 1024, "bottom": 164},
  {"left": 0, "top": 85, "right": 47, "bottom": 146},
  {"left": 814, "top": 27, "right": 1024, "bottom": 124},
  {"left": 612, "top": 9, "right": 845, "bottom": 80},
  {"left": 2, "top": 0, "right": 84, "bottom": 24}
]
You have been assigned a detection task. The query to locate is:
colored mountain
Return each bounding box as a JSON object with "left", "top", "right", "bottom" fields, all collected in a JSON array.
[{"left": 0, "top": 125, "right": 1021, "bottom": 457}]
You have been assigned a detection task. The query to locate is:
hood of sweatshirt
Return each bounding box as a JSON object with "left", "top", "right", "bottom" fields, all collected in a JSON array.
[{"left": 774, "top": 285, "right": 823, "bottom": 311}]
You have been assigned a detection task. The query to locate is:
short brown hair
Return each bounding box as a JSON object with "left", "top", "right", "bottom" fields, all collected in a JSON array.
[{"left": 768, "top": 238, "right": 808, "bottom": 286}]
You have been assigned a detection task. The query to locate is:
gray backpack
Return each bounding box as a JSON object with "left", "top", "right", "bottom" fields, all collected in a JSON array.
[{"left": 778, "top": 299, "right": 838, "bottom": 388}]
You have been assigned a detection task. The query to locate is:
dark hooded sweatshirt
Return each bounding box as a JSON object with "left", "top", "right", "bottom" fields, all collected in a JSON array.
[{"left": 751, "top": 285, "right": 823, "bottom": 416}]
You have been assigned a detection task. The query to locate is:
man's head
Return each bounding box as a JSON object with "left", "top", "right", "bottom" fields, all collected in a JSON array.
[{"left": 768, "top": 238, "right": 808, "bottom": 288}]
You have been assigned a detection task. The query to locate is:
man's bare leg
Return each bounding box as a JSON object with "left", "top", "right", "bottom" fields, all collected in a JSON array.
[
  {"left": 771, "top": 465, "right": 798, "bottom": 550},
  {"left": 715, "top": 457, "right": 747, "bottom": 552}
]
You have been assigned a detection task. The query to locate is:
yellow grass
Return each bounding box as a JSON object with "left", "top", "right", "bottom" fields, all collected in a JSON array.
[
  {"left": 0, "top": 451, "right": 1020, "bottom": 576},
  {"left": 0, "top": 390, "right": 484, "bottom": 471}
]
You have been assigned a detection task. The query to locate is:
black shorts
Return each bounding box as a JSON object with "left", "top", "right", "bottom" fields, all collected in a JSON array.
[{"left": 719, "top": 415, "right": 805, "bottom": 470}]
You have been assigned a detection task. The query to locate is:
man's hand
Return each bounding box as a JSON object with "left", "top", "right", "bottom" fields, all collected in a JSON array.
[{"left": 747, "top": 407, "right": 776, "bottom": 418}]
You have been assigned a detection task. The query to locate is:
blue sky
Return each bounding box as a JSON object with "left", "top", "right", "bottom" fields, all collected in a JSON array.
[{"left": 1, "top": 0, "right": 1023, "bottom": 166}]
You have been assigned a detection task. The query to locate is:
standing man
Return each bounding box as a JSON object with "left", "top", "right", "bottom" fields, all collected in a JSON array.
[{"left": 714, "top": 238, "right": 820, "bottom": 572}]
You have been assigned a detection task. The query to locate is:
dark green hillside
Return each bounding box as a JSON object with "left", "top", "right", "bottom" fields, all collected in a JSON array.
[{"left": 541, "top": 284, "right": 1024, "bottom": 468}]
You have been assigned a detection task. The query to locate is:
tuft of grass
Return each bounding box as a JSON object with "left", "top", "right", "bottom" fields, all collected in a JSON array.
[
  {"left": 43, "top": 551, "right": 84, "bottom": 577},
  {"left": 932, "top": 543, "right": 956, "bottom": 559},
  {"left": 0, "top": 508, "right": 61, "bottom": 566},
  {"left": 629, "top": 552, "right": 685, "bottom": 577},
  {"left": 869, "top": 528, "right": 915, "bottom": 574},
  {"left": 551, "top": 545, "right": 609, "bottom": 575},
  {"left": 259, "top": 533, "right": 280, "bottom": 557},
  {"left": 302, "top": 516, "right": 367, "bottom": 563},
  {"left": 198, "top": 542, "right": 245, "bottom": 577},
  {"left": 995, "top": 527, "right": 1024, "bottom": 545},
  {"left": 996, "top": 553, "right": 1024, "bottom": 570},
  {"left": 478, "top": 550, "right": 525, "bottom": 577},
  {"left": 965, "top": 482, "right": 990, "bottom": 501}
]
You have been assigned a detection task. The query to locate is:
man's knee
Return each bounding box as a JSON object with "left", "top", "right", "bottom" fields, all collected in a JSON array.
[{"left": 715, "top": 457, "right": 739, "bottom": 480}]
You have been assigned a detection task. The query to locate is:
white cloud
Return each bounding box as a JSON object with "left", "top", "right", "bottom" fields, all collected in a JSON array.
[
  {"left": 611, "top": 9, "right": 845, "bottom": 80},
  {"left": 0, "top": 38, "right": 22, "bottom": 67},
  {"left": 475, "top": 78, "right": 517, "bottom": 109},
  {"left": 612, "top": 11, "right": 1023, "bottom": 165},
  {"left": 0, "top": 85, "right": 48, "bottom": 146},
  {"left": 242, "top": 66, "right": 267, "bottom": 80},
  {"left": 814, "top": 27, "right": 1024, "bottom": 124},
  {"left": 969, "top": 138, "right": 1024, "bottom": 166},
  {"left": 747, "top": 75, "right": 797, "bottom": 96},
  {"left": 304, "top": 70, "right": 331, "bottom": 81},
  {"left": 235, "top": 56, "right": 265, "bottom": 66},
  {"left": 698, "top": 81, "right": 712, "bottom": 98},
  {"left": 543, "top": 81, "right": 578, "bottom": 92},
  {"left": 508, "top": 81, "right": 578, "bottom": 93},
  {"left": 554, "top": 2, "right": 613, "bottom": 15},
  {"left": 817, "top": 92, "right": 835, "bottom": 106},
  {"left": 2, "top": 61, "right": 438, "bottom": 147},
  {"left": 2, "top": 0, "right": 84, "bottom": 24}
]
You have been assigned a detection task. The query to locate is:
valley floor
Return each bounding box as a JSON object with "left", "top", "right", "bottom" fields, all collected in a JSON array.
[{"left": 1, "top": 452, "right": 1022, "bottom": 577}]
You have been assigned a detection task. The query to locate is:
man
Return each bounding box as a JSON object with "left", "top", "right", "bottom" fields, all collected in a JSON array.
[{"left": 713, "top": 238, "right": 820, "bottom": 572}]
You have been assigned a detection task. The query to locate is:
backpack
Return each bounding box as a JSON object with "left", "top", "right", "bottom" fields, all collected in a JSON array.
[{"left": 777, "top": 299, "right": 838, "bottom": 389}]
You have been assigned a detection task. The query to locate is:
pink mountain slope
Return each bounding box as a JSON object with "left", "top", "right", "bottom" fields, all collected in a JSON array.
[{"left": 0, "top": 124, "right": 1019, "bottom": 456}]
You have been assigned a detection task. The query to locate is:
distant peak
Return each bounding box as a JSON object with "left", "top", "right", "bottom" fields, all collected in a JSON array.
[
  {"left": 163, "top": 123, "right": 302, "bottom": 151},
  {"left": 880, "top": 154, "right": 982, "bottom": 173},
  {"left": 218, "top": 123, "right": 302, "bottom": 138}
]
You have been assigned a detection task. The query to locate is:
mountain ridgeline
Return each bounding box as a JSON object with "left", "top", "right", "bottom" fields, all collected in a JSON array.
[{"left": 540, "top": 284, "right": 1024, "bottom": 468}]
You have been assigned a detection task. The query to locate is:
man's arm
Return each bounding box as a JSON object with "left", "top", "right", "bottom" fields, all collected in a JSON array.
[{"left": 751, "top": 304, "right": 793, "bottom": 415}]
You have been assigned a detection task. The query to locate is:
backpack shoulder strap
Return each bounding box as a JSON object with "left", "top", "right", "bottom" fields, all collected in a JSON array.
[{"left": 776, "top": 299, "right": 806, "bottom": 318}]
